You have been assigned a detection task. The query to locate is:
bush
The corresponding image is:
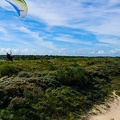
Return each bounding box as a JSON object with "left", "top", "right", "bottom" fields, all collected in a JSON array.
[
  {"left": 0, "top": 109, "right": 13, "bottom": 120},
  {"left": 0, "top": 64, "right": 18, "bottom": 77},
  {"left": 36, "top": 74, "right": 61, "bottom": 89},
  {"left": 34, "top": 86, "right": 87, "bottom": 119},
  {"left": 48, "top": 63, "right": 55, "bottom": 71},
  {"left": 23, "top": 86, "right": 44, "bottom": 102},
  {"left": 8, "top": 97, "right": 29, "bottom": 110},
  {"left": 56, "top": 67, "right": 89, "bottom": 87},
  {"left": 18, "top": 71, "right": 32, "bottom": 78}
]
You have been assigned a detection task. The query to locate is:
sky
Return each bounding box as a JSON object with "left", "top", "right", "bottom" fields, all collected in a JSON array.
[{"left": 0, "top": 0, "right": 120, "bottom": 56}]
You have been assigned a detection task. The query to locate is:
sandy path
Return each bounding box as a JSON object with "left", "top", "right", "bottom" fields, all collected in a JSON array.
[{"left": 88, "top": 91, "right": 120, "bottom": 120}]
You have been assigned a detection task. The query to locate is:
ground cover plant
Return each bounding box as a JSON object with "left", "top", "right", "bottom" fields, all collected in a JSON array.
[{"left": 0, "top": 56, "right": 120, "bottom": 120}]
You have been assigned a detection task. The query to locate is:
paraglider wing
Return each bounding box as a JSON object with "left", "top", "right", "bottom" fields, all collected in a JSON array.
[{"left": 5, "top": 0, "right": 28, "bottom": 18}]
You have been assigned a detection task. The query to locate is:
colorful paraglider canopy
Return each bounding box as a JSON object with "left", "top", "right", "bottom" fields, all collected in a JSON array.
[{"left": 5, "top": 0, "right": 28, "bottom": 18}]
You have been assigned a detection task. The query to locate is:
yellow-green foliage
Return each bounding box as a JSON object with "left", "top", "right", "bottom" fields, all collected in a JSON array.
[{"left": 0, "top": 63, "right": 19, "bottom": 77}]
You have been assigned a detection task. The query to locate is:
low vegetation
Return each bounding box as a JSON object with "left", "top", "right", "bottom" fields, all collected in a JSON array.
[{"left": 0, "top": 56, "right": 120, "bottom": 120}]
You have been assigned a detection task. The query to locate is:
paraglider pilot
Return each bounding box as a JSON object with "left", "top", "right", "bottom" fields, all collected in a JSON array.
[{"left": 6, "top": 53, "right": 13, "bottom": 61}]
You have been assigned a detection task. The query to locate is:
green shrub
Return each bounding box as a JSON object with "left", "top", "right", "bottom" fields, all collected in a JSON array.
[
  {"left": 36, "top": 74, "right": 61, "bottom": 89},
  {"left": 0, "top": 64, "right": 18, "bottom": 77},
  {"left": 116, "top": 91, "right": 120, "bottom": 96},
  {"left": 8, "top": 97, "right": 29, "bottom": 110},
  {"left": 0, "top": 109, "right": 13, "bottom": 120},
  {"left": 18, "top": 71, "right": 32, "bottom": 78},
  {"left": 57, "top": 67, "right": 88, "bottom": 87},
  {"left": 23, "top": 85, "right": 44, "bottom": 103},
  {"left": 43, "top": 86, "right": 86, "bottom": 119},
  {"left": 48, "top": 63, "right": 55, "bottom": 71}
]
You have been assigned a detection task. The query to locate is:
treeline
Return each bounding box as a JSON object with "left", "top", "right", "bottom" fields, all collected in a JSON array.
[{"left": 0, "top": 54, "right": 120, "bottom": 60}]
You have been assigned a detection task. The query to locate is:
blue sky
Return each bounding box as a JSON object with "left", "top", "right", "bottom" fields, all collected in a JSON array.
[{"left": 0, "top": 0, "right": 120, "bottom": 56}]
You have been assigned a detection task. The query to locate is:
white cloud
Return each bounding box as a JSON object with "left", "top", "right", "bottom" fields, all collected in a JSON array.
[
  {"left": 18, "top": 26, "right": 56, "bottom": 49},
  {"left": 54, "top": 34, "right": 91, "bottom": 45},
  {"left": 0, "top": 27, "right": 7, "bottom": 34},
  {"left": 97, "top": 50, "right": 105, "bottom": 54},
  {"left": 97, "top": 35, "right": 120, "bottom": 46},
  {"left": 110, "top": 49, "right": 120, "bottom": 54},
  {"left": 0, "top": 47, "right": 120, "bottom": 56},
  {"left": 0, "top": 47, "right": 68, "bottom": 55},
  {"left": 0, "top": 48, "right": 37, "bottom": 55}
]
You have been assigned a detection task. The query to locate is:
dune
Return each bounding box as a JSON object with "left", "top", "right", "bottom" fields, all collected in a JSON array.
[
  {"left": 82, "top": 91, "right": 120, "bottom": 120},
  {"left": 87, "top": 91, "right": 120, "bottom": 120}
]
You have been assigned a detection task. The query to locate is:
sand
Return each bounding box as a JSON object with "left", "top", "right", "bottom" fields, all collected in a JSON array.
[{"left": 88, "top": 91, "right": 120, "bottom": 120}]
